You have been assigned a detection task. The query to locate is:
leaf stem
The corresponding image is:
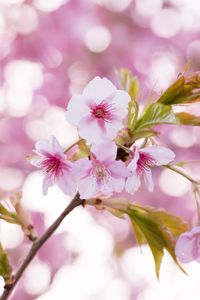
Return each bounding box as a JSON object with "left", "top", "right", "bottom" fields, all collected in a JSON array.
[
  {"left": 164, "top": 164, "right": 200, "bottom": 185},
  {"left": 0, "top": 193, "right": 83, "bottom": 300}
]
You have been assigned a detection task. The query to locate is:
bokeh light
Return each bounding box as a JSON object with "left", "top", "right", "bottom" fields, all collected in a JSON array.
[{"left": 84, "top": 26, "right": 112, "bottom": 53}]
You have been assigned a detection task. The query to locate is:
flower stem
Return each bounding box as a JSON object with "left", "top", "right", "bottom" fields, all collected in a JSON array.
[
  {"left": 0, "top": 193, "right": 83, "bottom": 300},
  {"left": 64, "top": 139, "right": 84, "bottom": 154}
]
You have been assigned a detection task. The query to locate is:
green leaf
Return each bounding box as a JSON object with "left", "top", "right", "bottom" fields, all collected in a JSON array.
[
  {"left": 129, "top": 218, "right": 146, "bottom": 245},
  {"left": 0, "top": 244, "right": 12, "bottom": 280},
  {"left": 123, "top": 204, "right": 188, "bottom": 278},
  {"left": 130, "top": 128, "right": 158, "bottom": 143},
  {"left": 158, "top": 73, "right": 200, "bottom": 105},
  {"left": 158, "top": 76, "right": 185, "bottom": 105},
  {"left": 175, "top": 112, "right": 200, "bottom": 126},
  {"left": 117, "top": 69, "right": 140, "bottom": 130},
  {"left": 135, "top": 103, "right": 177, "bottom": 130},
  {"left": 141, "top": 206, "right": 189, "bottom": 237}
]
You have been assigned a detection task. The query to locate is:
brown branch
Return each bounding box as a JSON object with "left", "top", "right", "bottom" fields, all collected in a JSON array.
[{"left": 0, "top": 193, "right": 83, "bottom": 300}]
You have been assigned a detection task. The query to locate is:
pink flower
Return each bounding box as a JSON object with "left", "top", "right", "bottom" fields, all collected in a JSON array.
[
  {"left": 73, "top": 141, "right": 131, "bottom": 199},
  {"left": 175, "top": 227, "right": 200, "bottom": 263},
  {"left": 125, "top": 145, "right": 175, "bottom": 194},
  {"left": 66, "top": 76, "right": 130, "bottom": 144},
  {"left": 29, "top": 136, "right": 76, "bottom": 196}
]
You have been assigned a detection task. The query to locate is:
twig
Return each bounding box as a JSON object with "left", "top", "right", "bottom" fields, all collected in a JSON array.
[{"left": 0, "top": 193, "right": 83, "bottom": 300}]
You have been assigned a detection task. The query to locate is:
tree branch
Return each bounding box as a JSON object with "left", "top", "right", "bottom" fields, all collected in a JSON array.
[{"left": 0, "top": 193, "right": 83, "bottom": 300}]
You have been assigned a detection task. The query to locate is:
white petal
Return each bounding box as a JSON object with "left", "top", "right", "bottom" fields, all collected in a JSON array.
[
  {"left": 142, "top": 146, "right": 175, "bottom": 166},
  {"left": 175, "top": 235, "right": 196, "bottom": 263},
  {"left": 104, "top": 119, "right": 124, "bottom": 139},
  {"left": 83, "top": 77, "right": 116, "bottom": 103},
  {"left": 109, "top": 161, "right": 131, "bottom": 178},
  {"left": 110, "top": 177, "right": 125, "bottom": 193},
  {"left": 42, "top": 175, "right": 54, "bottom": 195},
  {"left": 127, "top": 150, "right": 140, "bottom": 172},
  {"left": 91, "top": 141, "right": 117, "bottom": 163},
  {"left": 29, "top": 154, "right": 43, "bottom": 168},
  {"left": 51, "top": 136, "right": 64, "bottom": 156},
  {"left": 78, "top": 177, "right": 99, "bottom": 199},
  {"left": 100, "top": 179, "right": 114, "bottom": 196},
  {"left": 110, "top": 90, "right": 130, "bottom": 117},
  {"left": 143, "top": 169, "right": 154, "bottom": 192},
  {"left": 35, "top": 139, "right": 51, "bottom": 155},
  {"left": 72, "top": 158, "right": 92, "bottom": 179},
  {"left": 125, "top": 172, "right": 141, "bottom": 194},
  {"left": 66, "top": 94, "right": 90, "bottom": 126},
  {"left": 56, "top": 173, "right": 76, "bottom": 196},
  {"left": 78, "top": 116, "right": 106, "bottom": 144}
]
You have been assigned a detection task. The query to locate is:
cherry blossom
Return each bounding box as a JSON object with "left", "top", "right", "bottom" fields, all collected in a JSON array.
[
  {"left": 73, "top": 141, "right": 131, "bottom": 199},
  {"left": 125, "top": 145, "right": 175, "bottom": 194},
  {"left": 29, "top": 136, "right": 76, "bottom": 196},
  {"left": 175, "top": 227, "right": 200, "bottom": 263},
  {"left": 66, "top": 76, "right": 131, "bottom": 144}
]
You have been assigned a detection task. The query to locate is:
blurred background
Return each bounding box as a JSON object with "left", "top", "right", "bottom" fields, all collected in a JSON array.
[{"left": 0, "top": 0, "right": 200, "bottom": 299}]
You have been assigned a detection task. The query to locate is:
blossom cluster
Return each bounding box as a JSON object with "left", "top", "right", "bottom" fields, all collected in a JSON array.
[{"left": 29, "top": 77, "right": 175, "bottom": 200}]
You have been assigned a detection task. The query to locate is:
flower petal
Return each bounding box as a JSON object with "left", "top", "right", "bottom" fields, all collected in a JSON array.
[
  {"left": 175, "top": 235, "right": 196, "bottom": 263},
  {"left": 110, "top": 90, "right": 130, "bottom": 117},
  {"left": 56, "top": 173, "right": 76, "bottom": 196},
  {"left": 100, "top": 178, "right": 114, "bottom": 196},
  {"left": 110, "top": 177, "right": 125, "bottom": 193},
  {"left": 28, "top": 154, "right": 43, "bottom": 168},
  {"left": 127, "top": 150, "right": 140, "bottom": 172},
  {"left": 66, "top": 94, "right": 90, "bottom": 126},
  {"left": 51, "top": 136, "right": 64, "bottom": 156},
  {"left": 143, "top": 169, "right": 154, "bottom": 192},
  {"left": 78, "top": 116, "right": 106, "bottom": 144},
  {"left": 91, "top": 141, "right": 117, "bottom": 163},
  {"left": 142, "top": 146, "right": 175, "bottom": 166},
  {"left": 104, "top": 119, "right": 124, "bottom": 139},
  {"left": 109, "top": 161, "right": 131, "bottom": 178},
  {"left": 78, "top": 176, "right": 99, "bottom": 199},
  {"left": 83, "top": 77, "right": 116, "bottom": 103},
  {"left": 125, "top": 172, "right": 141, "bottom": 194},
  {"left": 72, "top": 158, "right": 92, "bottom": 179},
  {"left": 35, "top": 139, "right": 51, "bottom": 155},
  {"left": 42, "top": 175, "right": 54, "bottom": 195}
]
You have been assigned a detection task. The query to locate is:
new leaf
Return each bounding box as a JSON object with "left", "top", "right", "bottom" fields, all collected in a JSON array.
[{"left": 123, "top": 204, "right": 188, "bottom": 278}]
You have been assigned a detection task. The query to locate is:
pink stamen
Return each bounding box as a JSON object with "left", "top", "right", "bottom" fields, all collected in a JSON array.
[
  {"left": 137, "top": 151, "right": 155, "bottom": 175},
  {"left": 40, "top": 155, "right": 62, "bottom": 176},
  {"left": 90, "top": 101, "right": 114, "bottom": 122}
]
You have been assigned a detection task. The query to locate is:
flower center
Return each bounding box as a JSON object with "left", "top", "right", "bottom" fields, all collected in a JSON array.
[
  {"left": 137, "top": 151, "right": 155, "bottom": 174},
  {"left": 41, "top": 155, "right": 62, "bottom": 176},
  {"left": 90, "top": 101, "right": 114, "bottom": 122},
  {"left": 95, "top": 164, "right": 106, "bottom": 179}
]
